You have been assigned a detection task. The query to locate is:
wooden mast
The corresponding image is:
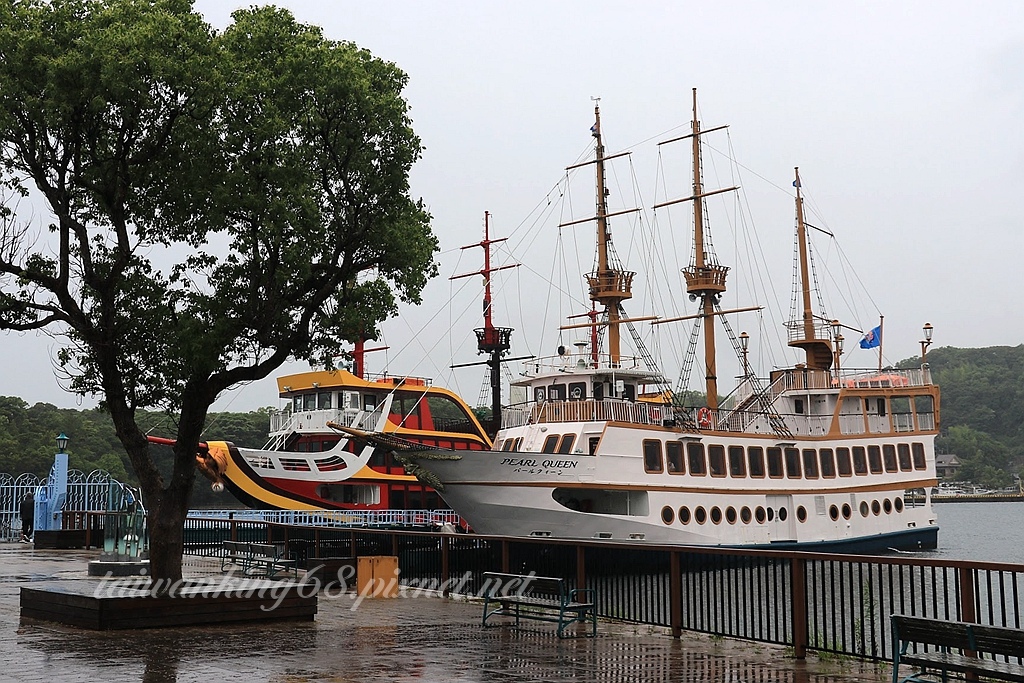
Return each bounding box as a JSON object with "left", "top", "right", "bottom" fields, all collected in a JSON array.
[
  {"left": 584, "top": 102, "right": 633, "bottom": 366},
  {"left": 788, "top": 167, "right": 834, "bottom": 370}
]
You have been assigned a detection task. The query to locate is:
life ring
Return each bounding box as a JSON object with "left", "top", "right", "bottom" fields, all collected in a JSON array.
[{"left": 697, "top": 407, "right": 712, "bottom": 429}]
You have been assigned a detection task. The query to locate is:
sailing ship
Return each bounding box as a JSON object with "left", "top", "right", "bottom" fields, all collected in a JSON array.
[
  {"left": 162, "top": 349, "right": 492, "bottom": 513},
  {"left": 397, "top": 91, "right": 939, "bottom": 550}
]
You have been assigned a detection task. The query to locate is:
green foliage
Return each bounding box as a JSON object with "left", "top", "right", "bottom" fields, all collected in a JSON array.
[
  {"left": 899, "top": 345, "right": 1024, "bottom": 485},
  {"left": 0, "top": 397, "right": 271, "bottom": 483}
]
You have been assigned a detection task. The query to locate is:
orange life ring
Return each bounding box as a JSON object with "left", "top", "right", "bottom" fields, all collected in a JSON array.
[{"left": 697, "top": 407, "right": 712, "bottom": 428}]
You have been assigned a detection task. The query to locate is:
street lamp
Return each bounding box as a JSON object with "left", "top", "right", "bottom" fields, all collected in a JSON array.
[
  {"left": 56, "top": 432, "right": 69, "bottom": 453},
  {"left": 739, "top": 331, "right": 750, "bottom": 378},
  {"left": 920, "top": 322, "right": 934, "bottom": 364},
  {"left": 831, "top": 320, "right": 842, "bottom": 380}
]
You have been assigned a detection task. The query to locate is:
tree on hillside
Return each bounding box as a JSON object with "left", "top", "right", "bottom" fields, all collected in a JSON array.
[{"left": 0, "top": 0, "right": 435, "bottom": 586}]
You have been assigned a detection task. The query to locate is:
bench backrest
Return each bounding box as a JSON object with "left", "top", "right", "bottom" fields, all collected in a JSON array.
[
  {"left": 223, "top": 540, "right": 278, "bottom": 558},
  {"left": 482, "top": 572, "right": 567, "bottom": 600},
  {"left": 972, "top": 624, "right": 1024, "bottom": 659},
  {"left": 892, "top": 615, "right": 974, "bottom": 651}
]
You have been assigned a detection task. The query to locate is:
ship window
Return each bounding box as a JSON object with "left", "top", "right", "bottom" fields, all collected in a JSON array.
[
  {"left": 748, "top": 447, "right": 766, "bottom": 478},
  {"left": 303, "top": 393, "right": 316, "bottom": 411},
  {"left": 897, "top": 443, "right": 912, "bottom": 471},
  {"left": 534, "top": 387, "right": 547, "bottom": 403},
  {"left": 502, "top": 439, "right": 516, "bottom": 452},
  {"left": 622, "top": 384, "right": 636, "bottom": 401},
  {"left": 494, "top": 439, "right": 504, "bottom": 451},
  {"left": 868, "top": 445, "right": 883, "bottom": 473},
  {"left": 794, "top": 399, "right": 804, "bottom": 414},
  {"left": 314, "top": 455, "right": 348, "bottom": 472},
  {"left": 568, "top": 382, "right": 587, "bottom": 401},
  {"left": 767, "top": 447, "right": 784, "bottom": 479},
  {"left": 593, "top": 383, "right": 604, "bottom": 400},
  {"left": 280, "top": 457, "right": 312, "bottom": 472},
  {"left": 666, "top": 442, "right": 685, "bottom": 474},
  {"left": 292, "top": 396, "right": 302, "bottom": 412},
  {"left": 836, "top": 447, "right": 852, "bottom": 476},
  {"left": 802, "top": 449, "right": 818, "bottom": 479},
  {"left": 549, "top": 383, "right": 567, "bottom": 401},
  {"left": 318, "top": 391, "right": 332, "bottom": 409},
  {"left": 853, "top": 446, "right": 868, "bottom": 475},
  {"left": 363, "top": 395, "right": 377, "bottom": 411},
  {"left": 643, "top": 440, "right": 663, "bottom": 473},
  {"left": 912, "top": 442, "right": 927, "bottom": 469},
  {"left": 728, "top": 446, "right": 746, "bottom": 477},
  {"left": 557, "top": 434, "right": 576, "bottom": 454},
  {"left": 588, "top": 437, "right": 600, "bottom": 455},
  {"left": 819, "top": 449, "right": 836, "bottom": 478},
  {"left": 687, "top": 443, "right": 707, "bottom": 476},
  {"left": 661, "top": 506, "right": 674, "bottom": 524},
  {"left": 542, "top": 435, "right": 559, "bottom": 454},
  {"left": 785, "top": 447, "right": 802, "bottom": 479},
  {"left": 876, "top": 398, "right": 887, "bottom": 416},
  {"left": 514, "top": 438, "right": 524, "bottom": 450},
  {"left": 708, "top": 445, "right": 726, "bottom": 477},
  {"left": 914, "top": 395, "right": 935, "bottom": 430},
  {"left": 883, "top": 444, "right": 898, "bottom": 472}
]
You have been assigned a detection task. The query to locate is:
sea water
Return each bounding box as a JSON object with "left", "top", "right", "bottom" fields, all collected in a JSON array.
[{"left": 916, "top": 501, "right": 1024, "bottom": 564}]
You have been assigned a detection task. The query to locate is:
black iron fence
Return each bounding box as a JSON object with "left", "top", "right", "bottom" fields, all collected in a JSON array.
[{"left": 73, "top": 511, "right": 1023, "bottom": 663}]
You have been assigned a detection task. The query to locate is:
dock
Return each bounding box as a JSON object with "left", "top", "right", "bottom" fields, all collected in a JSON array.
[{"left": 0, "top": 543, "right": 891, "bottom": 682}]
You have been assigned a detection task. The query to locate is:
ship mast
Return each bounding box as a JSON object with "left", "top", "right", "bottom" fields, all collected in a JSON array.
[
  {"left": 654, "top": 89, "right": 734, "bottom": 410},
  {"left": 585, "top": 103, "right": 634, "bottom": 365},
  {"left": 788, "top": 167, "right": 833, "bottom": 370},
  {"left": 450, "top": 211, "right": 518, "bottom": 437}
]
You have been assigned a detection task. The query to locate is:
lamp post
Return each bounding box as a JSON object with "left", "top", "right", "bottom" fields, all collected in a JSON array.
[
  {"left": 56, "top": 432, "right": 69, "bottom": 453},
  {"left": 831, "top": 320, "right": 842, "bottom": 380},
  {"left": 739, "top": 331, "right": 750, "bottom": 378},
  {"left": 920, "top": 322, "right": 933, "bottom": 364}
]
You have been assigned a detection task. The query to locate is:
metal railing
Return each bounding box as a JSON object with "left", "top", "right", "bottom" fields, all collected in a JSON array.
[
  {"left": 503, "top": 399, "right": 667, "bottom": 428},
  {"left": 165, "top": 516, "right": 1024, "bottom": 663},
  {"left": 0, "top": 469, "right": 117, "bottom": 542},
  {"left": 187, "top": 508, "right": 463, "bottom": 529}
]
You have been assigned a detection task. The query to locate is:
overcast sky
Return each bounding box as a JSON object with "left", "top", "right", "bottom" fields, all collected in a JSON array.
[{"left": 2, "top": 0, "right": 1022, "bottom": 426}]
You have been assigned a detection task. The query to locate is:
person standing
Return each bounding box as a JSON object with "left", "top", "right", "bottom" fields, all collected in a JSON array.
[{"left": 19, "top": 492, "right": 34, "bottom": 543}]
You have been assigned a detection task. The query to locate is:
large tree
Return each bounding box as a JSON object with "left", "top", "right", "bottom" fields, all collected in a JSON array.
[{"left": 0, "top": 0, "right": 436, "bottom": 584}]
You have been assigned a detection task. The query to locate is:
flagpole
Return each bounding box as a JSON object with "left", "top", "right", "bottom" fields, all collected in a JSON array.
[{"left": 877, "top": 315, "right": 884, "bottom": 371}]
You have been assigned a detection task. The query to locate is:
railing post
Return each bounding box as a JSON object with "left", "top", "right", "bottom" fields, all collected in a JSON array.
[
  {"left": 790, "top": 556, "right": 808, "bottom": 659},
  {"left": 501, "top": 539, "right": 510, "bottom": 573},
  {"left": 230, "top": 519, "right": 237, "bottom": 542},
  {"left": 958, "top": 566, "right": 977, "bottom": 623},
  {"left": 441, "top": 535, "right": 450, "bottom": 597},
  {"left": 576, "top": 544, "right": 586, "bottom": 591},
  {"left": 670, "top": 550, "right": 682, "bottom": 638}
]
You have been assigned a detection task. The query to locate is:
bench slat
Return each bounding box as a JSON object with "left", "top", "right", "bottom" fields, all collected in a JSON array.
[{"left": 892, "top": 614, "right": 1024, "bottom": 683}]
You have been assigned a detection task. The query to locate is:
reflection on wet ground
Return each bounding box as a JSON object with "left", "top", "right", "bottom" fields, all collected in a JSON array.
[{"left": 0, "top": 545, "right": 892, "bottom": 682}]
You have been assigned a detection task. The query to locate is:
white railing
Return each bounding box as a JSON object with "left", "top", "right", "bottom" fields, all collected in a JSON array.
[
  {"left": 518, "top": 354, "right": 648, "bottom": 377},
  {"left": 187, "top": 508, "right": 463, "bottom": 528},
  {"left": 502, "top": 399, "right": 667, "bottom": 428}
]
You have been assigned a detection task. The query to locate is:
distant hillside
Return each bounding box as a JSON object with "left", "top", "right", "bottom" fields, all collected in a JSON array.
[{"left": 901, "top": 345, "right": 1024, "bottom": 487}]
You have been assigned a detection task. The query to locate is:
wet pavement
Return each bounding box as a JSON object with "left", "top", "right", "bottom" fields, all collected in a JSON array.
[{"left": 0, "top": 544, "right": 894, "bottom": 682}]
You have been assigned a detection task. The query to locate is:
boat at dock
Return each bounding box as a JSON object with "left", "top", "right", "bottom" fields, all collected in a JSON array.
[
  {"left": 400, "top": 91, "right": 940, "bottom": 551},
  {"left": 163, "top": 358, "right": 492, "bottom": 514}
]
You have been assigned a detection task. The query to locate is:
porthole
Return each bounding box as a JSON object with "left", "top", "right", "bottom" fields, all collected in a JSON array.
[
  {"left": 778, "top": 507, "right": 788, "bottom": 522},
  {"left": 726, "top": 506, "right": 737, "bottom": 524},
  {"left": 755, "top": 506, "right": 766, "bottom": 524},
  {"left": 842, "top": 503, "right": 852, "bottom": 520},
  {"left": 767, "top": 507, "right": 775, "bottom": 522},
  {"left": 711, "top": 506, "right": 723, "bottom": 524},
  {"left": 860, "top": 501, "right": 869, "bottom": 517},
  {"left": 829, "top": 505, "right": 839, "bottom": 521},
  {"left": 894, "top": 497, "right": 904, "bottom": 513},
  {"left": 883, "top": 498, "right": 893, "bottom": 514},
  {"left": 695, "top": 506, "right": 707, "bottom": 524},
  {"left": 796, "top": 506, "right": 807, "bottom": 522},
  {"left": 679, "top": 506, "right": 691, "bottom": 524},
  {"left": 661, "top": 505, "right": 675, "bottom": 525},
  {"left": 871, "top": 500, "right": 881, "bottom": 516},
  {"left": 741, "top": 506, "right": 753, "bottom": 524}
]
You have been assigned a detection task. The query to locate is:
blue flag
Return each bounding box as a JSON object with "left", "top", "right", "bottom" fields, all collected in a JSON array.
[{"left": 859, "top": 325, "right": 882, "bottom": 349}]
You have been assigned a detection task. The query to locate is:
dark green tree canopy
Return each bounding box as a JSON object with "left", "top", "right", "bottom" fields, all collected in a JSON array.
[{"left": 0, "top": 0, "right": 436, "bottom": 582}]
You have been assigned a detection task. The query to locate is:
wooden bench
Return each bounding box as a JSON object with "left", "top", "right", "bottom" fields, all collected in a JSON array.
[
  {"left": 221, "top": 541, "right": 296, "bottom": 578},
  {"left": 481, "top": 572, "right": 596, "bottom": 638},
  {"left": 892, "top": 614, "right": 1024, "bottom": 683}
]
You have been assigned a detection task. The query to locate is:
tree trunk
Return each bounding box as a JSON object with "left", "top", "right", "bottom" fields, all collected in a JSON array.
[{"left": 146, "top": 492, "right": 188, "bottom": 590}]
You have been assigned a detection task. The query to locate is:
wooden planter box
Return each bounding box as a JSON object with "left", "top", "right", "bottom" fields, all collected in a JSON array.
[{"left": 21, "top": 579, "right": 317, "bottom": 630}]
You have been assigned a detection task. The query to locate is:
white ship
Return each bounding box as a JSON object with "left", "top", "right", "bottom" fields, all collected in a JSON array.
[{"left": 401, "top": 91, "right": 939, "bottom": 551}]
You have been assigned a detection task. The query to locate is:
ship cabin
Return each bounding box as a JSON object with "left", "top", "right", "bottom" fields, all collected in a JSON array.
[
  {"left": 498, "top": 353, "right": 939, "bottom": 447},
  {"left": 267, "top": 370, "right": 491, "bottom": 457}
]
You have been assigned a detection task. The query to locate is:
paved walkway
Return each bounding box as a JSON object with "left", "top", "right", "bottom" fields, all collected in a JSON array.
[{"left": 0, "top": 544, "right": 893, "bottom": 682}]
